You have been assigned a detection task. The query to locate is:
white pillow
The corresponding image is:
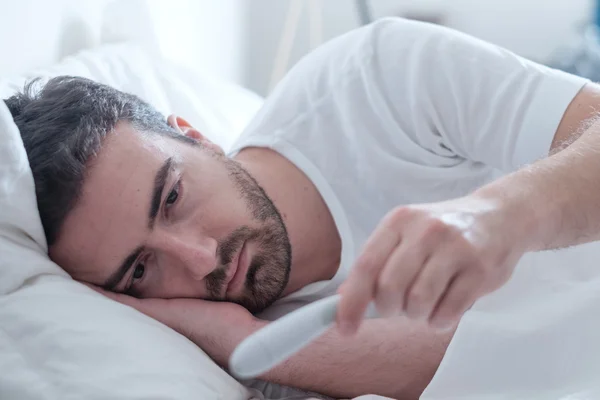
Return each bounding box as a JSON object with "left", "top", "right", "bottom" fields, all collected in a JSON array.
[{"left": 0, "top": 46, "right": 263, "bottom": 399}]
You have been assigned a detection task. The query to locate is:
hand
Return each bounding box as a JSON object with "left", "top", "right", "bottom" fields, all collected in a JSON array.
[
  {"left": 86, "top": 285, "right": 264, "bottom": 366},
  {"left": 336, "top": 195, "right": 529, "bottom": 334}
]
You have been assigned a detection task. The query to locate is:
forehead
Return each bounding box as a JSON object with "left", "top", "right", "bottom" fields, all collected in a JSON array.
[{"left": 49, "top": 123, "right": 175, "bottom": 281}]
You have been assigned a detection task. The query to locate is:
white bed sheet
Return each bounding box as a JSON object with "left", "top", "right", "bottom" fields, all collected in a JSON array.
[{"left": 422, "top": 244, "right": 600, "bottom": 399}]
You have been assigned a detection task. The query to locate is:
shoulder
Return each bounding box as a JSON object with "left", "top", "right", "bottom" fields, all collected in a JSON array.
[{"left": 229, "top": 19, "right": 415, "bottom": 147}]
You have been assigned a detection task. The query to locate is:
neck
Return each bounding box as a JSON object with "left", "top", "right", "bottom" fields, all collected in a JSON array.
[{"left": 234, "top": 147, "right": 341, "bottom": 295}]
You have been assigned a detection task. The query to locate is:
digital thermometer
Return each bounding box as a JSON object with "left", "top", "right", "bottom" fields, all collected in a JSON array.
[{"left": 229, "top": 294, "right": 378, "bottom": 379}]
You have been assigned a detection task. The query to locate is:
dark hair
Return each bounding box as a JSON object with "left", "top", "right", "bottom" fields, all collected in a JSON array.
[{"left": 3, "top": 76, "right": 191, "bottom": 246}]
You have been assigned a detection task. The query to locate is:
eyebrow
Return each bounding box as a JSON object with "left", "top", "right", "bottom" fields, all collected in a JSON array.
[
  {"left": 102, "top": 157, "right": 174, "bottom": 292},
  {"left": 149, "top": 157, "right": 174, "bottom": 229}
]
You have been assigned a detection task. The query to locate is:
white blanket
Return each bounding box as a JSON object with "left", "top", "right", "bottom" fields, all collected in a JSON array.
[{"left": 423, "top": 243, "right": 600, "bottom": 399}]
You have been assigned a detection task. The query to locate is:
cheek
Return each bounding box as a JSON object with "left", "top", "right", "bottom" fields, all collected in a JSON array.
[
  {"left": 196, "top": 189, "right": 256, "bottom": 234},
  {"left": 151, "top": 267, "right": 209, "bottom": 298},
  {"left": 185, "top": 166, "right": 256, "bottom": 230}
]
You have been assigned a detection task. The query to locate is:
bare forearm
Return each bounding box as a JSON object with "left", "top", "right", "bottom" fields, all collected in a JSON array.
[
  {"left": 474, "top": 117, "right": 600, "bottom": 252},
  {"left": 257, "top": 318, "right": 453, "bottom": 400}
]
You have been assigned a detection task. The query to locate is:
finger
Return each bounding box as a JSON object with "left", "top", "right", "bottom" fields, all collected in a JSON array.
[
  {"left": 429, "top": 271, "right": 482, "bottom": 330},
  {"left": 403, "top": 250, "right": 458, "bottom": 320},
  {"left": 337, "top": 214, "right": 403, "bottom": 335},
  {"left": 374, "top": 240, "right": 429, "bottom": 317}
]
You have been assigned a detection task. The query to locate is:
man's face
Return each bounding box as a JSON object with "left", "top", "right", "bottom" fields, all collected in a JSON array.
[{"left": 50, "top": 120, "right": 291, "bottom": 314}]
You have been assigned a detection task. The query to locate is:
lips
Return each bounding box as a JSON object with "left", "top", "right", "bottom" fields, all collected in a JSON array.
[{"left": 225, "top": 240, "right": 248, "bottom": 297}]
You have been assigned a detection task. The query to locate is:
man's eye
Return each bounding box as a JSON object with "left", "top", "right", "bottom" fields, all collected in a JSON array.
[
  {"left": 166, "top": 182, "right": 180, "bottom": 207},
  {"left": 133, "top": 264, "right": 145, "bottom": 280},
  {"left": 125, "top": 263, "right": 146, "bottom": 296}
]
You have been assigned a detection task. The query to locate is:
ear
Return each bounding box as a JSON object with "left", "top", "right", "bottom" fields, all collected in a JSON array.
[
  {"left": 167, "top": 114, "right": 203, "bottom": 140},
  {"left": 166, "top": 114, "right": 224, "bottom": 154}
]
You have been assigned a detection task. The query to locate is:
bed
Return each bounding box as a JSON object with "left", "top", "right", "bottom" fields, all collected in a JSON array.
[{"left": 4, "top": 2, "right": 600, "bottom": 400}]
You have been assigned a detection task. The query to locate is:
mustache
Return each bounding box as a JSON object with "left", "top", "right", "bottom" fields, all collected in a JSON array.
[
  {"left": 219, "top": 226, "right": 253, "bottom": 265},
  {"left": 205, "top": 226, "right": 258, "bottom": 299}
]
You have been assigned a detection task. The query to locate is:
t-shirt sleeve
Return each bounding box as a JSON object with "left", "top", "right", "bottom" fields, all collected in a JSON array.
[{"left": 368, "top": 18, "right": 589, "bottom": 171}]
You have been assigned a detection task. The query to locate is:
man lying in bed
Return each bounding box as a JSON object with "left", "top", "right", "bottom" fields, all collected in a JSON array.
[{"left": 5, "top": 17, "right": 600, "bottom": 400}]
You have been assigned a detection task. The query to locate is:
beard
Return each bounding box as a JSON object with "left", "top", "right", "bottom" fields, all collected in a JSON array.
[{"left": 204, "top": 156, "right": 292, "bottom": 314}]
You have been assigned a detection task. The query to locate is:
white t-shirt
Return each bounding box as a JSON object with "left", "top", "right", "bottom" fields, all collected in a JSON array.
[
  {"left": 229, "top": 18, "right": 588, "bottom": 321},
  {"left": 231, "top": 18, "right": 600, "bottom": 399}
]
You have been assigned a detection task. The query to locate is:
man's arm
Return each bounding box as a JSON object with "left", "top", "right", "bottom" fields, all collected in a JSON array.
[
  {"left": 91, "top": 287, "right": 450, "bottom": 400},
  {"left": 550, "top": 83, "right": 600, "bottom": 152},
  {"left": 337, "top": 82, "right": 600, "bottom": 334},
  {"left": 480, "top": 82, "right": 600, "bottom": 251},
  {"left": 258, "top": 317, "right": 453, "bottom": 400}
]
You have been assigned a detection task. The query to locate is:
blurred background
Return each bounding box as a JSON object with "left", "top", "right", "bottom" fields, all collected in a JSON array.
[{"left": 2, "top": 0, "right": 600, "bottom": 97}]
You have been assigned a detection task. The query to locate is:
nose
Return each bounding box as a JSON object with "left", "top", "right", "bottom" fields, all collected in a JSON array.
[{"left": 154, "top": 234, "right": 218, "bottom": 280}]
